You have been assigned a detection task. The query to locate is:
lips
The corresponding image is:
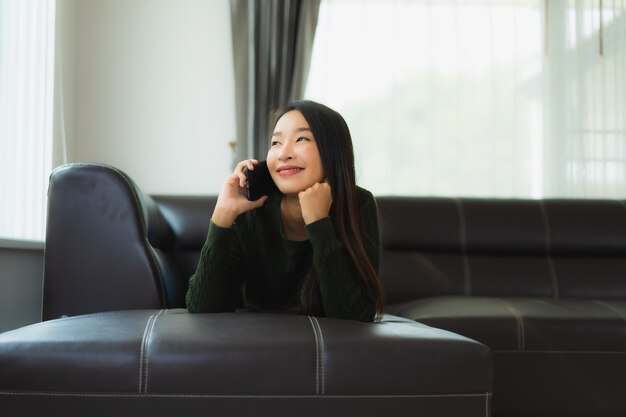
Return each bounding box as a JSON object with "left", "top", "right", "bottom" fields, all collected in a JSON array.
[{"left": 276, "top": 166, "right": 304, "bottom": 176}]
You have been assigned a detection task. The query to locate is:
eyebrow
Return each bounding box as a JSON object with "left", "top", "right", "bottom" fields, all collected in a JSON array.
[{"left": 272, "top": 127, "right": 312, "bottom": 137}]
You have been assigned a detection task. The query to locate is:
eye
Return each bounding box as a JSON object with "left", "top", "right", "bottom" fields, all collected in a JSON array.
[
  {"left": 296, "top": 137, "right": 310, "bottom": 142},
  {"left": 270, "top": 141, "right": 281, "bottom": 147}
]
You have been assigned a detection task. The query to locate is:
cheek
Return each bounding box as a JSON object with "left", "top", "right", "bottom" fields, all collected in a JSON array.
[
  {"left": 266, "top": 151, "right": 278, "bottom": 180},
  {"left": 304, "top": 148, "right": 324, "bottom": 179},
  {"left": 266, "top": 150, "right": 275, "bottom": 166}
]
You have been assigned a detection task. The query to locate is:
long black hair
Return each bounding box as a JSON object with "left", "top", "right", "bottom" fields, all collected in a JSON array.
[{"left": 270, "top": 100, "right": 385, "bottom": 320}]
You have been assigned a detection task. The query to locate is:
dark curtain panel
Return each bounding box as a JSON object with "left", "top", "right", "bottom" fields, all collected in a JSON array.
[{"left": 231, "top": 0, "right": 321, "bottom": 162}]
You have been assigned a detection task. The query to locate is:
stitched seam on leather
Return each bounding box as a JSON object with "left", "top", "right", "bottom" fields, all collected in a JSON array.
[
  {"left": 593, "top": 300, "right": 626, "bottom": 323},
  {"left": 307, "top": 316, "right": 321, "bottom": 395},
  {"left": 494, "top": 299, "right": 525, "bottom": 351},
  {"left": 538, "top": 201, "right": 559, "bottom": 298},
  {"left": 0, "top": 391, "right": 492, "bottom": 399},
  {"left": 143, "top": 309, "right": 164, "bottom": 393},
  {"left": 454, "top": 198, "right": 471, "bottom": 296},
  {"left": 311, "top": 317, "right": 325, "bottom": 395},
  {"left": 139, "top": 313, "right": 157, "bottom": 393}
]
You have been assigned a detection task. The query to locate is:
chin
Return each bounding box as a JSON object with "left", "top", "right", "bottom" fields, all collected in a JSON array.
[
  {"left": 276, "top": 181, "right": 315, "bottom": 196},
  {"left": 277, "top": 185, "right": 304, "bottom": 196}
]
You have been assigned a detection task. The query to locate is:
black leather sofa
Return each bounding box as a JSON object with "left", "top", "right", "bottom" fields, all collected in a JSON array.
[
  {"left": 377, "top": 197, "right": 626, "bottom": 416},
  {"left": 0, "top": 163, "right": 491, "bottom": 417},
  {"left": 1, "top": 162, "right": 625, "bottom": 416}
]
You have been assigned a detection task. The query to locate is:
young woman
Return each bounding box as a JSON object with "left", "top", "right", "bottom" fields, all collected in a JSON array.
[{"left": 186, "top": 100, "right": 385, "bottom": 322}]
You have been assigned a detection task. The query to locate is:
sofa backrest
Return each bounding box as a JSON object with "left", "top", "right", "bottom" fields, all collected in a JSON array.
[
  {"left": 43, "top": 164, "right": 626, "bottom": 319},
  {"left": 377, "top": 197, "right": 626, "bottom": 306},
  {"left": 43, "top": 164, "right": 168, "bottom": 320}
]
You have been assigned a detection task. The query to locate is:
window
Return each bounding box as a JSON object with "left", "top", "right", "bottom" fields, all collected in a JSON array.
[
  {"left": 0, "top": 0, "right": 56, "bottom": 241},
  {"left": 305, "top": 0, "right": 626, "bottom": 198}
]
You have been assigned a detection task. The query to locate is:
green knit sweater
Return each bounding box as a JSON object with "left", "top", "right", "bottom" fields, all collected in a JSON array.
[{"left": 185, "top": 187, "right": 380, "bottom": 322}]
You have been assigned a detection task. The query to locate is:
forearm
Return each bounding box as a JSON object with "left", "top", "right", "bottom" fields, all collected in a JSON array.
[
  {"left": 306, "top": 218, "right": 377, "bottom": 322},
  {"left": 185, "top": 222, "right": 243, "bottom": 313}
]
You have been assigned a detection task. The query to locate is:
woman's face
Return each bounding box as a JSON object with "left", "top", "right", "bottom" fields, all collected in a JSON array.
[{"left": 267, "top": 110, "right": 325, "bottom": 196}]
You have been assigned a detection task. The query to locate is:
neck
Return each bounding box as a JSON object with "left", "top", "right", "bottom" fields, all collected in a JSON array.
[{"left": 280, "top": 195, "right": 308, "bottom": 241}]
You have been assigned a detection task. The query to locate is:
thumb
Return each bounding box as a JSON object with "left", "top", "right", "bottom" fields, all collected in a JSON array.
[{"left": 249, "top": 195, "right": 269, "bottom": 209}]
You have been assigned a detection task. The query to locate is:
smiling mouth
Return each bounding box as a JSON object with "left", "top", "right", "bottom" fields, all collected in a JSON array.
[{"left": 277, "top": 168, "right": 304, "bottom": 176}]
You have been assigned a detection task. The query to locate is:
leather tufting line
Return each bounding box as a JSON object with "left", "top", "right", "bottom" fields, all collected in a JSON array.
[
  {"left": 495, "top": 299, "right": 525, "bottom": 351},
  {"left": 538, "top": 201, "right": 559, "bottom": 298},
  {"left": 307, "top": 316, "right": 325, "bottom": 395},
  {"left": 454, "top": 199, "right": 472, "bottom": 296},
  {"left": 139, "top": 310, "right": 164, "bottom": 393}
]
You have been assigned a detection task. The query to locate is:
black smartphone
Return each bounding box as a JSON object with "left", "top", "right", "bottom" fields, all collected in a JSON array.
[{"left": 244, "top": 160, "right": 279, "bottom": 201}]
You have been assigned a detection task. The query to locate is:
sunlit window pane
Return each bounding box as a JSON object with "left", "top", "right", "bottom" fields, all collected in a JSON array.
[
  {"left": 306, "top": 0, "right": 626, "bottom": 199},
  {"left": 0, "top": 0, "right": 56, "bottom": 241}
]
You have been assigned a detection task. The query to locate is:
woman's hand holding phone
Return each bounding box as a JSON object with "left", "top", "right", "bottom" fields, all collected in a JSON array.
[
  {"left": 298, "top": 182, "right": 333, "bottom": 225},
  {"left": 212, "top": 159, "right": 268, "bottom": 228}
]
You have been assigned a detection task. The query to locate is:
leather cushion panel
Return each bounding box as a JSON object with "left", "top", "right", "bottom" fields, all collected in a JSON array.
[
  {"left": 392, "top": 296, "right": 626, "bottom": 351},
  {"left": 382, "top": 251, "right": 626, "bottom": 305},
  {"left": 501, "top": 298, "right": 626, "bottom": 351},
  {"left": 491, "top": 351, "right": 626, "bottom": 417},
  {"left": 377, "top": 197, "right": 461, "bottom": 251},
  {"left": 378, "top": 197, "right": 626, "bottom": 255},
  {"left": 597, "top": 299, "right": 626, "bottom": 318},
  {"left": 0, "top": 392, "right": 491, "bottom": 417},
  {"left": 145, "top": 312, "right": 317, "bottom": 394},
  {"left": 300, "top": 315, "right": 491, "bottom": 395},
  {"left": 543, "top": 199, "right": 626, "bottom": 255},
  {"left": 152, "top": 196, "right": 216, "bottom": 250},
  {"left": 379, "top": 251, "right": 466, "bottom": 304},
  {"left": 552, "top": 256, "right": 626, "bottom": 298},
  {"left": 44, "top": 165, "right": 164, "bottom": 320},
  {"left": 390, "top": 297, "right": 521, "bottom": 350},
  {"left": 0, "top": 310, "right": 491, "bottom": 396},
  {"left": 0, "top": 311, "right": 152, "bottom": 392},
  {"left": 467, "top": 255, "right": 554, "bottom": 297},
  {"left": 151, "top": 196, "right": 216, "bottom": 308},
  {"left": 147, "top": 311, "right": 490, "bottom": 395},
  {"left": 461, "top": 199, "right": 547, "bottom": 254}
]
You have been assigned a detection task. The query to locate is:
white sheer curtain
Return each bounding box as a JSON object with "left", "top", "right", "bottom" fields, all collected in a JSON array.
[
  {"left": 305, "top": 0, "right": 626, "bottom": 198},
  {"left": 0, "top": 0, "right": 56, "bottom": 241}
]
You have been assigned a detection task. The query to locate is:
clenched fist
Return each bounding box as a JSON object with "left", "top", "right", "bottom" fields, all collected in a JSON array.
[{"left": 298, "top": 182, "right": 333, "bottom": 225}]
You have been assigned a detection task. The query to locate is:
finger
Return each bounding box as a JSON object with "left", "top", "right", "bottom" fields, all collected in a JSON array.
[
  {"left": 237, "top": 171, "right": 247, "bottom": 187},
  {"left": 235, "top": 159, "right": 257, "bottom": 172},
  {"left": 246, "top": 159, "right": 258, "bottom": 171},
  {"left": 249, "top": 195, "right": 268, "bottom": 209}
]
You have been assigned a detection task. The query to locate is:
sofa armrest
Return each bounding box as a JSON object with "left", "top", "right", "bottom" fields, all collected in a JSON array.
[{"left": 43, "top": 163, "right": 170, "bottom": 320}]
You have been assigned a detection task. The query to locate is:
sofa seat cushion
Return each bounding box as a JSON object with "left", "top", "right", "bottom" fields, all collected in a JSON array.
[
  {"left": 390, "top": 296, "right": 626, "bottom": 417},
  {"left": 0, "top": 309, "right": 491, "bottom": 417},
  {"left": 389, "top": 296, "right": 626, "bottom": 352}
]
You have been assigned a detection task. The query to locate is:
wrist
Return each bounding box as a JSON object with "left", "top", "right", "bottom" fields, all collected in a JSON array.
[{"left": 212, "top": 206, "right": 238, "bottom": 228}]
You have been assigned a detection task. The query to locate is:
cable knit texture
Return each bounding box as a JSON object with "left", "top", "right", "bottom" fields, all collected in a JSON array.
[{"left": 186, "top": 187, "right": 380, "bottom": 322}]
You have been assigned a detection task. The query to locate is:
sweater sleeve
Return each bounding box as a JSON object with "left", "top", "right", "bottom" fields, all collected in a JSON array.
[
  {"left": 185, "top": 221, "right": 246, "bottom": 313},
  {"left": 305, "top": 191, "right": 381, "bottom": 322}
]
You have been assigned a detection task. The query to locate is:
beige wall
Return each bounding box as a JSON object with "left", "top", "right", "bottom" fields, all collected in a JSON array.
[
  {"left": 2, "top": 0, "right": 237, "bottom": 333},
  {"left": 54, "top": 0, "right": 236, "bottom": 195}
]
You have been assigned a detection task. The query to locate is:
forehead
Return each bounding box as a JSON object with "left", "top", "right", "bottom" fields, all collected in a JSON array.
[{"left": 274, "top": 110, "right": 310, "bottom": 132}]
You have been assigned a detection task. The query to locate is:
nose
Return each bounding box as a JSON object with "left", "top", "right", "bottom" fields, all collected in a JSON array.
[{"left": 277, "top": 142, "right": 293, "bottom": 161}]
